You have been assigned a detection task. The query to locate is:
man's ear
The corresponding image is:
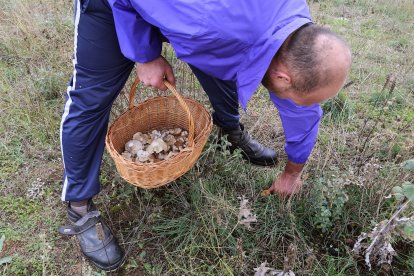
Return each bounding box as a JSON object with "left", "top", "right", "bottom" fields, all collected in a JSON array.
[
  {"left": 271, "top": 69, "right": 292, "bottom": 90},
  {"left": 274, "top": 70, "right": 291, "bottom": 84},
  {"left": 271, "top": 58, "right": 292, "bottom": 83}
]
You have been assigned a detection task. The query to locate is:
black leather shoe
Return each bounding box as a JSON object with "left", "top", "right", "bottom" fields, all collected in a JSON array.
[
  {"left": 218, "top": 123, "right": 278, "bottom": 166},
  {"left": 58, "top": 201, "right": 125, "bottom": 271}
]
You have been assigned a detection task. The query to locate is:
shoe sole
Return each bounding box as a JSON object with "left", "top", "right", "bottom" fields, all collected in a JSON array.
[{"left": 83, "top": 252, "right": 126, "bottom": 272}]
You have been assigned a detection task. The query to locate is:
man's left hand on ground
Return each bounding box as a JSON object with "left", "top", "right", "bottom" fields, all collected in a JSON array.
[{"left": 262, "top": 161, "right": 304, "bottom": 197}]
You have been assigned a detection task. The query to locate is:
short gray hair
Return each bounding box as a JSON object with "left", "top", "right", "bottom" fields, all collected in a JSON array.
[{"left": 276, "top": 24, "right": 350, "bottom": 93}]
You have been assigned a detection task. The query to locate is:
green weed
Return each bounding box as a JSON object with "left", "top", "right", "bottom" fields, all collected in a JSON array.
[{"left": 322, "top": 91, "right": 354, "bottom": 122}]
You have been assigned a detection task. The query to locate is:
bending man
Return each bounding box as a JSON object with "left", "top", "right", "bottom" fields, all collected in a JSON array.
[{"left": 59, "top": 0, "right": 351, "bottom": 271}]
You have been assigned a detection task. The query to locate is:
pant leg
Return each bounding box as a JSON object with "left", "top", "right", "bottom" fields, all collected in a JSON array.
[
  {"left": 60, "top": 0, "right": 134, "bottom": 201},
  {"left": 188, "top": 64, "right": 240, "bottom": 129}
]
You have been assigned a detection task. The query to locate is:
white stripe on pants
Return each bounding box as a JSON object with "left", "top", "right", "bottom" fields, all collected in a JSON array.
[{"left": 60, "top": 0, "right": 81, "bottom": 201}]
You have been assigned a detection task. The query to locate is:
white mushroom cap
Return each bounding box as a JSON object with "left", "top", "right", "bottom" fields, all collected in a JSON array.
[
  {"left": 136, "top": 149, "right": 150, "bottom": 162},
  {"left": 125, "top": 140, "right": 144, "bottom": 155},
  {"left": 146, "top": 138, "right": 168, "bottom": 154},
  {"left": 172, "top": 128, "right": 182, "bottom": 135},
  {"left": 150, "top": 130, "right": 162, "bottom": 139},
  {"left": 132, "top": 132, "right": 144, "bottom": 142}
]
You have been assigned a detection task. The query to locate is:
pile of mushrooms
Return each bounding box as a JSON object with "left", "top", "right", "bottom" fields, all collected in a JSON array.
[{"left": 122, "top": 128, "right": 189, "bottom": 163}]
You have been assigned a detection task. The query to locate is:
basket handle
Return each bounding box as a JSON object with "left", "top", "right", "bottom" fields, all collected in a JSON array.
[{"left": 128, "top": 79, "right": 195, "bottom": 147}]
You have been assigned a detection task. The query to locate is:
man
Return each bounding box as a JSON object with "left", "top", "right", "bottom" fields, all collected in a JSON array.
[{"left": 58, "top": 0, "right": 351, "bottom": 271}]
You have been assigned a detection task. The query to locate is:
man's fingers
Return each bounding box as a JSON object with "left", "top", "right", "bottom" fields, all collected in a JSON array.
[
  {"left": 165, "top": 66, "right": 176, "bottom": 87},
  {"left": 154, "top": 79, "right": 168, "bottom": 91},
  {"left": 140, "top": 77, "right": 167, "bottom": 91},
  {"left": 135, "top": 57, "right": 175, "bottom": 91}
]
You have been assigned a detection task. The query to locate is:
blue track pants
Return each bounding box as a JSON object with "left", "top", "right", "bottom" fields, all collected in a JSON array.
[{"left": 61, "top": 0, "right": 240, "bottom": 201}]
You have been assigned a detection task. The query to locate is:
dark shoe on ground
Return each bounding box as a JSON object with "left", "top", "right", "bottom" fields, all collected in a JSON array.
[
  {"left": 218, "top": 123, "right": 278, "bottom": 166},
  {"left": 58, "top": 201, "right": 125, "bottom": 271}
]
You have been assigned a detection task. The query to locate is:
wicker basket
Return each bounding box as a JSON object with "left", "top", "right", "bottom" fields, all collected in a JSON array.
[{"left": 105, "top": 80, "right": 212, "bottom": 188}]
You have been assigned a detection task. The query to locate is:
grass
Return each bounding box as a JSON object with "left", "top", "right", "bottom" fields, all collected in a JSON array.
[{"left": 1, "top": 0, "right": 413, "bottom": 275}]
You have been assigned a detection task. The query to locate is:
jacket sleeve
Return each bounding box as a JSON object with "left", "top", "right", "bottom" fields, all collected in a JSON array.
[
  {"left": 108, "top": 0, "right": 162, "bottom": 63},
  {"left": 269, "top": 92, "right": 323, "bottom": 164}
]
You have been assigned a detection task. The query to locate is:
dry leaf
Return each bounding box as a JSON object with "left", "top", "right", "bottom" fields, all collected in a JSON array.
[
  {"left": 253, "top": 262, "right": 295, "bottom": 276},
  {"left": 305, "top": 253, "right": 316, "bottom": 270},
  {"left": 284, "top": 244, "right": 297, "bottom": 272},
  {"left": 238, "top": 196, "right": 257, "bottom": 229},
  {"left": 253, "top": 262, "right": 279, "bottom": 276}
]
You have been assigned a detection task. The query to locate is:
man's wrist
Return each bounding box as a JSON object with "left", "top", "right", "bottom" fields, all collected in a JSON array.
[
  {"left": 137, "top": 55, "right": 162, "bottom": 65},
  {"left": 284, "top": 160, "right": 305, "bottom": 176}
]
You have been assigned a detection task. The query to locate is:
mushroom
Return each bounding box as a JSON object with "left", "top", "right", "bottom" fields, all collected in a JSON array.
[
  {"left": 157, "top": 151, "right": 176, "bottom": 160},
  {"left": 132, "top": 132, "right": 151, "bottom": 144},
  {"left": 174, "top": 137, "right": 185, "bottom": 148},
  {"left": 136, "top": 149, "right": 150, "bottom": 162},
  {"left": 143, "top": 134, "right": 152, "bottom": 144},
  {"left": 172, "top": 127, "right": 182, "bottom": 135},
  {"left": 166, "top": 151, "right": 176, "bottom": 160},
  {"left": 146, "top": 138, "right": 168, "bottom": 154},
  {"left": 160, "top": 129, "right": 170, "bottom": 138},
  {"left": 163, "top": 134, "right": 176, "bottom": 147},
  {"left": 181, "top": 130, "right": 188, "bottom": 137},
  {"left": 125, "top": 140, "right": 144, "bottom": 155},
  {"left": 150, "top": 130, "right": 162, "bottom": 140},
  {"left": 121, "top": 151, "right": 132, "bottom": 161},
  {"left": 157, "top": 152, "right": 167, "bottom": 160},
  {"left": 132, "top": 132, "right": 144, "bottom": 141},
  {"left": 148, "top": 154, "right": 156, "bottom": 163}
]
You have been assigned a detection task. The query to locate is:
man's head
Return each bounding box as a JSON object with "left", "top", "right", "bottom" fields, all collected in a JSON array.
[{"left": 262, "top": 24, "right": 352, "bottom": 106}]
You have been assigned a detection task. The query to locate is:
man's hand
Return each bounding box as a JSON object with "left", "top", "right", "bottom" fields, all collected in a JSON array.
[
  {"left": 136, "top": 56, "right": 176, "bottom": 91},
  {"left": 262, "top": 161, "right": 304, "bottom": 198}
]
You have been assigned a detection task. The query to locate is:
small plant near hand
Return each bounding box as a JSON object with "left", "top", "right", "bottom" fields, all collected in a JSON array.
[
  {"left": 310, "top": 175, "right": 349, "bottom": 232},
  {"left": 352, "top": 159, "right": 414, "bottom": 270}
]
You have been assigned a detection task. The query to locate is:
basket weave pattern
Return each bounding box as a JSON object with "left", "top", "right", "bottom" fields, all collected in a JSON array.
[{"left": 105, "top": 80, "right": 212, "bottom": 188}]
